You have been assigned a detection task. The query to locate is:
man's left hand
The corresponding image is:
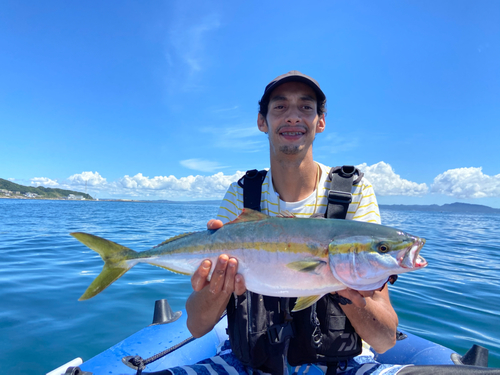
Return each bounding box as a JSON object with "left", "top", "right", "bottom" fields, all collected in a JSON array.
[{"left": 335, "top": 288, "right": 375, "bottom": 308}]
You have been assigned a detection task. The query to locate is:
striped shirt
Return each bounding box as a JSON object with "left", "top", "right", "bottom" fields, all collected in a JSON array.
[{"left": 217, "top": 162, "right": 381, "bottom": 225}]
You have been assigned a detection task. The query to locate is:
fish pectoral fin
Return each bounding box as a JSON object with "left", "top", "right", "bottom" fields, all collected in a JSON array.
[
  {"left": 292, "top": 295, "right": 324, "bottom": 312},
  {"left": 286, "top": 260, "right": 326, "bottom": 273}
]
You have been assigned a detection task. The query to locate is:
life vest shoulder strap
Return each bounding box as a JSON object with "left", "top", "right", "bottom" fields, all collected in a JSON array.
[
  {"left": 326, "top": 166, "right": 364, "bottom": 219},
  {"left": 238, "top": 169, "right": 268, "bottom": 212}
]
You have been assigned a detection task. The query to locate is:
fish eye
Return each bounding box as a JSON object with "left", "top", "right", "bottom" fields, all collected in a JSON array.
[{"left": 377, "top": 242, "right": 390, "bottom": 253}]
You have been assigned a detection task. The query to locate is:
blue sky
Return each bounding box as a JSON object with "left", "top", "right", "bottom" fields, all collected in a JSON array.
[{"left": 1, "top": 1, "right": 499, "bottom": 207}]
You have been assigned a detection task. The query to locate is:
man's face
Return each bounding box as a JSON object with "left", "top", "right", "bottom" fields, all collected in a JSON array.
[{"left": 258, "top": 81, "right": 325, "bottom": 158}]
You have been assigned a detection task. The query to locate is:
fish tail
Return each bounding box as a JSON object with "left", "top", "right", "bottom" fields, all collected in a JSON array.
[{"left": 71, "top": 232, "right": 138, "bottom": 300}]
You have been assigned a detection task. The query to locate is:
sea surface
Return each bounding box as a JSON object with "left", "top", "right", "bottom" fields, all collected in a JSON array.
[{"left": 1, "top": 199, "right": 499, "bottom": 374}]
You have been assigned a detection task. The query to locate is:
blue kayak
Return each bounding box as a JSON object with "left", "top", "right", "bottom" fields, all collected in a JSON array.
[{"left": 51, "top": 299, "right": 498, "bottom": 375}]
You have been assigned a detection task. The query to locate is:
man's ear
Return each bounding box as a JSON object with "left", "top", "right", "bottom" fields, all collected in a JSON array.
[
  {"left": 257, "top": 113, "right": 268, "bottom": 133},
  {"left": 316, "top": 114, "right": 326, "bottom": 133}
]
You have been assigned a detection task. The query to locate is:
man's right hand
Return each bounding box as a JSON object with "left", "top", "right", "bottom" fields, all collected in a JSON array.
[
  {"left": 190, "top": 254, "right": 246, "bottom": 295},
  {"left": 186, "top": 220, "right": 246, "bottom": 337}
]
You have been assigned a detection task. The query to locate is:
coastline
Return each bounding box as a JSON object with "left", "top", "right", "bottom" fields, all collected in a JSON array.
[
  {"left": 2, "top": 196, "right": 498, "bottom": 212},
  {"left": 0, "top": 196, "right": 221, "bottom": 204}
]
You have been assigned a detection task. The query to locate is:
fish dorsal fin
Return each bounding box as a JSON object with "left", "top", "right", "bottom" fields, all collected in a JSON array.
[
  {"left": 227, "top": 208, "right": 269, "bottom": 225},
  {"left": 154, "top": 232, "right": 195, "bottom": 248},
  {"left": 277, "top": 210, "right": 295, "bottom": 218}
]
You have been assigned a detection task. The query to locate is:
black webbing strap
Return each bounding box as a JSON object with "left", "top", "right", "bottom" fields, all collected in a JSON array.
[
  {"left": 326, "top": 166, "right": 363, "bottom": 220},
  {"left": 267, "top": 298, "right": 295, "bottom": 345},
  {"left": 239, "top": 170, "right": 296, "bottom": 355},
  {"left": 238, "top": 169, "right": 268, "bottom": 212},
  {"left": 123, "top": 313, "right": 228, "bottom": 375}
]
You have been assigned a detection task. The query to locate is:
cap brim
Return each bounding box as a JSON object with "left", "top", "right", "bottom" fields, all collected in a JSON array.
[{"left": 261, "top": 76, "right": 326, "bottom": 104}]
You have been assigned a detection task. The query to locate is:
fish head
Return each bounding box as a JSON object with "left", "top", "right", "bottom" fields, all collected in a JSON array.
[{"left": 328, "top": 229, "right": 427, "bottom": 291}]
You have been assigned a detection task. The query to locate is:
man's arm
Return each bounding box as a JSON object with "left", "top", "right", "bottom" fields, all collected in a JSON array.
[
  {"left": 338, "top": 178, "right": 397, "bottom": 352},
  {"left": 185, "top": 220, "right": 246, "bottom": 338},
  {"left": 337, "top": 285, "right": 398, "bottom": 353}
]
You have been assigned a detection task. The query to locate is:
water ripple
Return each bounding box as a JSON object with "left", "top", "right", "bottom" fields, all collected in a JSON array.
[{"left": 1, "top": 200, "right": 499, "bottom": 373}]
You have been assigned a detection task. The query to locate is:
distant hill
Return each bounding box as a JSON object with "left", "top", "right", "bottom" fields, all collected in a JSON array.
[
  {"left": 0, "top": 178, "right": 93, "bottom": 200},
  {"left": 380, "top": 202, "right": 500, "bottom": 214}
]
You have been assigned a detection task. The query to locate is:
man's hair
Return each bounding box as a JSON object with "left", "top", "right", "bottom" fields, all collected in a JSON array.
[{"left": 258, "top": 97, "right": 327, "bottom": 118}]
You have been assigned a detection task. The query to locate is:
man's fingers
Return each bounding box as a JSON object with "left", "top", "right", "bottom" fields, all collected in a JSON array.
[
  {"left": 234, "top": 274, "right": 247, "bottom": 296},
  {"left": 350, "top": 293, "right": 367, "bottom": 308},
  {"left": 222, "top": 257, "right": 238, "bottom": 293},
  {"left": 191, "top": 259, "right": 212, "bottom": 292},
  {"left": 191, "top": 254, "right": 244, "bottom": 297},
  {"left": 208, "top": 254, "right": 229, "bottom": 294},
  {"left": 223, "top": 258, "right": 246, "bottom": 295},
  {"left": 359, "top": 290, "right": 375, "bottom": 298},
  {"left": 337, "top": 288, "right": 367, "bottom": 308},
  {"left": 207, "top": 219, "right": 224, "bottom": 230}
]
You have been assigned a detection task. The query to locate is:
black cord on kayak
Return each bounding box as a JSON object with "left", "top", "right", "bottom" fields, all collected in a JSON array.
[{"left": 123, "top": 311, "right": 228, "bottom": 375}]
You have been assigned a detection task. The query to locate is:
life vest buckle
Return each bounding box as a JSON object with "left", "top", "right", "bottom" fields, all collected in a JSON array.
[{"left": 327, "top": 190, "right": 352, "bottom": 205}]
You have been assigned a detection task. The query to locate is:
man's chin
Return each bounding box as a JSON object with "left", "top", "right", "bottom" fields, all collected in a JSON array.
[{"left": 279, "top": 145, "right": 301, "bottom": 155}]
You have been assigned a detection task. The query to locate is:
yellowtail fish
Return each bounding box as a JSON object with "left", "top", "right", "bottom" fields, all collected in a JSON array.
[{"left": 71, "top": 209, "right": 427, "bottom": 311}]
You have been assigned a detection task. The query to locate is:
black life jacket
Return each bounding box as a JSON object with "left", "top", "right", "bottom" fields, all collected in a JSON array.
[{"left": 227, "top": 166, "right": 364, "bottom": 373}]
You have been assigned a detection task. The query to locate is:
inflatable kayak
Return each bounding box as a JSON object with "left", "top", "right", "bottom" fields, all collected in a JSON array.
[{"left": 49, "top": 299, "right": 499, "bottom": 375}]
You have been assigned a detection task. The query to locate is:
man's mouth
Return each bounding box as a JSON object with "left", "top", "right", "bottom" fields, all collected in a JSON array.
[{"left": 278, "top": 126, "right": 307, "bottom": 138}]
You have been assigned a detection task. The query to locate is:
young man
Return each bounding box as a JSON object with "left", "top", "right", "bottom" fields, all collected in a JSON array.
[{"left": 184, "top": 71, "right": 399, "bottom": 374}]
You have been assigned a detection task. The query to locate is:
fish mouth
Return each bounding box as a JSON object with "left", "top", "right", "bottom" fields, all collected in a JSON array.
[{"left": 399, "top": 237, "right": 427, "bottom": 269}]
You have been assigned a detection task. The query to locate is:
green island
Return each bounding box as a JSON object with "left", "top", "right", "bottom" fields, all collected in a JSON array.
[{"left": 0, "top": 178, "right": 93, "bottom": 200}]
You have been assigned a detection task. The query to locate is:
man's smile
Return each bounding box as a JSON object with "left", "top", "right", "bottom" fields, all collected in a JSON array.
[{"left": 277, "top": 126, "right": 307, "bottom": 139}]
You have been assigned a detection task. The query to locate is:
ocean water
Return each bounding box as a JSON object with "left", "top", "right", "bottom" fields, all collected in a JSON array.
[{"left": 1, "top": 199, "right": 499, "bottom": 374}]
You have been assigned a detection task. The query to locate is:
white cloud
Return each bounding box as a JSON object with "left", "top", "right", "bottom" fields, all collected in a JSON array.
[
  {"left": 68, "top": 171, "right": 107, "bottom": 186},
  {"left": 317, "top": 132, "right": 359, "bottom": 154},
  {"left": 31, "top": 177, "right": 59, "bottom": 187},
  {"left": 218, "top": 126, "right": 262, "bottom": 139},
  {"left": 431, "top": 167, "right": 500, "bottom": 198},
  {"left": 166, "top": 10, "right": 221, "bottom": 91},
  {"left": 212, "top": 106, "right": 239, "bottom": 113},
  {"left": 111, "top": 171, "right": 243, "bottom": 199},
  {"left": 30, "top": 170, "right": 244, "bottom": 200},
  {"left": 180, "top": 159, "right": 227, "bottom": 173},
  {"left": 357, "top": 162, "right": 429, "bottom": 196},
  {"left": 20, "top": 164, "right": 500, "bottom": 203},
  {"left": 199, "top": 125, "right": 266, "bottom": 152}
]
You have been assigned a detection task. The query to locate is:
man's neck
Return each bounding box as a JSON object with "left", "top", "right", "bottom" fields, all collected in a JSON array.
[{"left": 270, "top": 156, "right": 319, "bottom": 203}]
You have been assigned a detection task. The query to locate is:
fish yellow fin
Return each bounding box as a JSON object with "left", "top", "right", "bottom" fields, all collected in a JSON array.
[
  {"left": 277, "top": 210, "right": 295, "bottom": 218},
  {"left": 71, "top": 232, "right": 138, "bottom": 300},
  {"left": 79, "top": 265, "right": 129, "bottom": 301},
  {"left": 153, "top": 264, "right": 191, "bottom": 276},
  {"left": 227, "top": 208, "right": 268, "bottom": 225},
  {"left": 155, "top": 232, "right": 195, "bottom": 248},
  {"left": 286, "top": 260, "right": 326, "bottom": 273},
  {"left": 292, "top": 295, "right": 324, "bottom": 312}
]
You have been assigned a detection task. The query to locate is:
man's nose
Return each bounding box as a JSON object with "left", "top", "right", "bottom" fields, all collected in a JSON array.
[{"left": 285, "top": 106, "right": 301, "bottom": 123}]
